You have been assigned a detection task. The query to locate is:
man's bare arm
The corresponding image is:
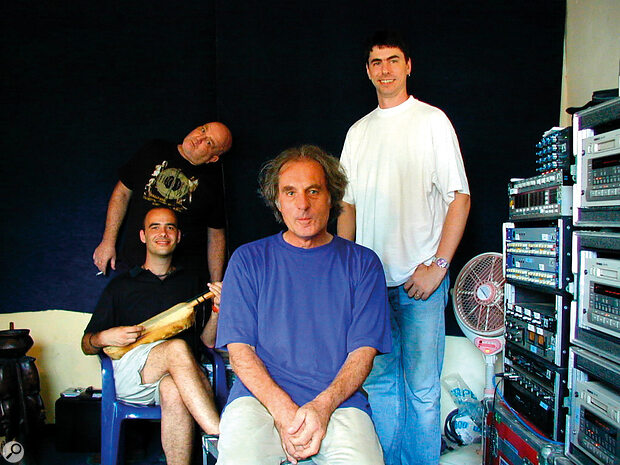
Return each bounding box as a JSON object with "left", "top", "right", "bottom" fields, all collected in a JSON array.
[
  {"left": 200, "top": 281, "right": 222, "bottom": 348},
  {"left": 81, "top": 325, "right": 144, "bottom": 355},
  {"left": 405, "top": 192, "right": 471, "bottom": 299},
  {"left": 93, "top": 181, "right": 133, "bottom": 274},
  {"left": 311, "top": 345, "right": 376, "bottom": 415},
  {"left": 200, "top": 313, "right": 218, "bottom": 348},
  {"left": 207, "top": 227, "right": 226, "bottom": 282},
  {"left": 336, "top": 201, "right": 356, "bottom": 241},
  {"left": 227, "top": 342, "right": 300, "bottom": 462},
  {"left": 435, "top": 192, "right": 471, "bottom": 264},
  {"left": 287, "top": 346, "right": 378, "bottom": 460}
]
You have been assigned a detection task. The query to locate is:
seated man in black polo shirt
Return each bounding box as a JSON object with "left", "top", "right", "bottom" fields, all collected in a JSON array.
[{"left": 82, "top": 207, "right": 220, "bottom": 465}]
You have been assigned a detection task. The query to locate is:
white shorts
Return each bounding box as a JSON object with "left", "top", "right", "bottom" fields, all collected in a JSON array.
[{"left": 112, "top": 340, "right": 168, "bottom": 405}]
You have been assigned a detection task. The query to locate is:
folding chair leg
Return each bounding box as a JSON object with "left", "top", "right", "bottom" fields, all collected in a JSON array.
[{"left": 202, "top": 433, "right": 219, "bottom": 465}]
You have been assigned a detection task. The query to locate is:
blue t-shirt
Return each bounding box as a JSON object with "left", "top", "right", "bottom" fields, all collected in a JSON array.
[{"left": 216, "top": 233, "right": 391, "bottom": 414}]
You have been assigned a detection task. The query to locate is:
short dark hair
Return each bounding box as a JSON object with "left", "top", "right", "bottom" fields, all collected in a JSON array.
[
  {"left": 364, "top": 30, "right": 411, "bottom": 63},
  {"left": 258, "top": 145, "right": 348, "bottom": 224}
]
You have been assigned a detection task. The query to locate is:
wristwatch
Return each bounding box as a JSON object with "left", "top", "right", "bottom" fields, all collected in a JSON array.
[{"left": 432, "top": 256, "right": 450, "bottom": 270}]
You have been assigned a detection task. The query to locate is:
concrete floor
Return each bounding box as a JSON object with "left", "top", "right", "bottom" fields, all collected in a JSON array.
[{"left": 441, "top": 443, "right": 483, "bottom": 465}]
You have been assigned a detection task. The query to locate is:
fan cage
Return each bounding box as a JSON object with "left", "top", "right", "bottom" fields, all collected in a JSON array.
[{"left": 453, "top": 252, "right": 505, "bottom": 337}]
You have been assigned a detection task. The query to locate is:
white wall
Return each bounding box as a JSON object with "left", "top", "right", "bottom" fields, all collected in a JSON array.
[
  {"left": 560, "top": 0, "right": 620, "bottom": 126},
  {"left": 0, "top": 311, "right": 101, "bottom": 423}
]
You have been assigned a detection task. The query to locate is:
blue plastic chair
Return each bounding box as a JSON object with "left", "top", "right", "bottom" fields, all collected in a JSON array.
[
  {"left": 201, "top": 347, "right": 230, "bottom": 465},
  {"left": 98, "top": 352, "right": 162, "bottom": 465},
  {"left": 202, "top": 347, "right": 230, "bottom": 411},
  {"left": 99, "top": 348, "right": 227, "bottom": 465}
]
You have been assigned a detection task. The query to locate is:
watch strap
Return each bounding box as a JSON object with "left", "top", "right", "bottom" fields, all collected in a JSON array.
[{"left": 432, "top": 256, "right": 450, "bottom": 269}]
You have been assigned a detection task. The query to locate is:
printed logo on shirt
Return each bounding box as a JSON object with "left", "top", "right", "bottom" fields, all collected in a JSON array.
[{"left": 143, "top": 160, "right": 198, "bottom": 212}]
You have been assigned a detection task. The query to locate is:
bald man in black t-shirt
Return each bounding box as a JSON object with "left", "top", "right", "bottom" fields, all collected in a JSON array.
[{"left": 93, "top": 122, "right": 232, "bottom": 284}]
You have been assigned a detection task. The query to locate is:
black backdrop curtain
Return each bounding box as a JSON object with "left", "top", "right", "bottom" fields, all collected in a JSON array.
[{"left": 1, "top": 1, "right": 566, "bottom": 335}]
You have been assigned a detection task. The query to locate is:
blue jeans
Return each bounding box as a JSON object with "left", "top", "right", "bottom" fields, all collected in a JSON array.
[{"left": 364, "top": 276, "right": 448, "bottom": 465}]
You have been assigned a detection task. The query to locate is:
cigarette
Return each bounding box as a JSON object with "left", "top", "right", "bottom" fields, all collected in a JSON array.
[{"left": 96, "top": 271, "right": 104, "bottom": 276}]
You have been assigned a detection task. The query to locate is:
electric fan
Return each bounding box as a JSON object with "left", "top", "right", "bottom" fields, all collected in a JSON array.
[{"left": 452, "top": 252, "right": 505, "bottom": 399}]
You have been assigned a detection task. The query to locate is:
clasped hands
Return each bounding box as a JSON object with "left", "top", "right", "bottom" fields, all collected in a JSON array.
[{"left": 275, "top": 400, "right": 330, "bottom": 464}]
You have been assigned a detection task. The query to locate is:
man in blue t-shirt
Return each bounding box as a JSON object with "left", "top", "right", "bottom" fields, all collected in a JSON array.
[{"left": 216, "top": 145, "right": 391, "bottom": 465}]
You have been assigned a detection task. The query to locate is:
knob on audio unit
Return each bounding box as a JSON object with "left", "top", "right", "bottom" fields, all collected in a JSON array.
[{"left": 535, "top": 127, "right": 573, "bottom": 174}]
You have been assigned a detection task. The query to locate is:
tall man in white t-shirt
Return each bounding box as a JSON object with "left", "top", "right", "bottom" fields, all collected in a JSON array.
[{"left": 337, "top": 30, "right": 471, "bottom": 465}]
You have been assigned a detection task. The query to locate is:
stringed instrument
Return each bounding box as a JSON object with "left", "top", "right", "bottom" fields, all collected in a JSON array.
[{"left": 103, "top": 290, "right": 214, "bottom": 360}]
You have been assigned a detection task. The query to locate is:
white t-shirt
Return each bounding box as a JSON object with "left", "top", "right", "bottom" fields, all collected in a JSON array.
[{"left": 340, "top": 96, "right": 470, "bottom": 286}]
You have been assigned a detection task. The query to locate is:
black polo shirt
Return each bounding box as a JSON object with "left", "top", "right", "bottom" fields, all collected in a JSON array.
[{"left": 85, "top": 267, "right": 207, "bottom": 350}]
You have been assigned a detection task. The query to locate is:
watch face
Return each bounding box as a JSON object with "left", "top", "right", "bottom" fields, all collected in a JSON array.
[{"left": 436, "top": 258, "right": 449, "bottom": 269}]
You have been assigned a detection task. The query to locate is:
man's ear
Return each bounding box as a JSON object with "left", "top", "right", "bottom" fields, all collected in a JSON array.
[
  {"left": 209, "top": 155, "right": 220, "bottom": 164},
  {"left": 366, "top": 63, "right": 371, "bottom": 80},
  {"left": 176, "top": 229, "right": 182, "bottom": 243},
  {"left": 139, "top": 229, "right": 146, "bottom": 244}
]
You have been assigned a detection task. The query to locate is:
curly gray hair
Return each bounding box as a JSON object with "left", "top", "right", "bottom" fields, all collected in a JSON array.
[{"left": 258, "top": 145, "right": 348, "bottom": 224}]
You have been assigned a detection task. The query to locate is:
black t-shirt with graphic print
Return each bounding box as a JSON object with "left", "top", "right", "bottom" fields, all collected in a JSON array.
[{"left": 118, "top": 140, "right": 225, "bottom": 281}]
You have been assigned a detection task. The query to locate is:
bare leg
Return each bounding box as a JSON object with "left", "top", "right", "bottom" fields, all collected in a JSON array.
[
  {"left": 159, "top": 375, "right": 194, "bottom": 465},
  {"left": 142, "top": 339, "right": 220, "bottom": 434}
]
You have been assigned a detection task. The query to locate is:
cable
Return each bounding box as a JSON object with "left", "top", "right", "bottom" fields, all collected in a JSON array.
[
  {"left": 492, "top": 373, "right": 504, "bottom": 419},
  {"left": 492, "top": 375, "right": 564, "bottom": 446},
  {"left": 443, "top": 409, "right": 464, "bottom": 446}
]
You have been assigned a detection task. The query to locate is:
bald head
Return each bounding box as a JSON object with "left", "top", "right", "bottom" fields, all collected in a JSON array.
[
  {"left": 178, "top": 121, "right": 233, "bottom": 165},
  {"left": 210, "top": 122, "right": 233, "bottom": 155}
]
